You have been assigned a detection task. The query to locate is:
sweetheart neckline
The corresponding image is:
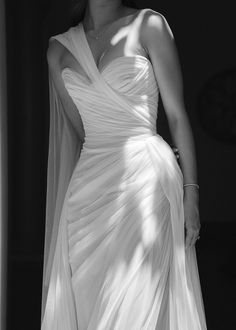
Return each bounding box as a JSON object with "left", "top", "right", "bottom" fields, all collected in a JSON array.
[
  {"left": 61, "top": 54, "right": 153, "bottom": 78},
  {"left": 79, "top": 11, "right": 143, "bottom": 74}
]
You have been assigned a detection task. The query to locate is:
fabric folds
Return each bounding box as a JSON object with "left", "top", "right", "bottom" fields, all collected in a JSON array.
[
  {"left": 41, "top": 22, "right": 207, "bottom": 330},
  {"left": 41, "top": 68, "right": 82, "bottom": 328}
]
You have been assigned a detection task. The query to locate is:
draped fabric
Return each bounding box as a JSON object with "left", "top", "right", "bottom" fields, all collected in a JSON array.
[
  {"left": 41, "top": 23, "right": 207, "bottom": 329},
  {"left": 40, "top": 60, "right": 82, "bottom": 327}
]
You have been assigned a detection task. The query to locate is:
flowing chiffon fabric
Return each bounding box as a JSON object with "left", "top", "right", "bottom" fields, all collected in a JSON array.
[{"left": 41, "top": 23, "right": 207, "bottom": 329}]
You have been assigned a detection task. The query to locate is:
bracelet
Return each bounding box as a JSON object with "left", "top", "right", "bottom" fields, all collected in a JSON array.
[{"left": 183, "top": 183, "right": 199, "bottom": 189}]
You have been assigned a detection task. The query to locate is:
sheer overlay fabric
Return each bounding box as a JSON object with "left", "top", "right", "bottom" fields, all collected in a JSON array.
[{"left": 41, "top": 22, "right": 207, "bottom": 330}]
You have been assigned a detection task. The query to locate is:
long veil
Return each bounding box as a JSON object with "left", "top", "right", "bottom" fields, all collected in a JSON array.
[{"left": 40, "top": 61, "right": 82, "bottom": 324}]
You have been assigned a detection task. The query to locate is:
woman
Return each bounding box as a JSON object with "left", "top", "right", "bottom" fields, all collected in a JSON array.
[{"left": 41, "top": 0, "right": 208, "bottom": 329}]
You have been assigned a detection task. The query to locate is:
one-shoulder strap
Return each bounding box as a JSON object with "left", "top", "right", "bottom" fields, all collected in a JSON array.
[
  {"left": 69, "top": 25, "right": 99, "bottom": 82},
  {"left": 49, "top": 26, "right": 94, "bottom": 83},
  {"left": 49, "top": 27, "right": 77, "bottom": 58},
  {"left": 69, "top": 24, "right": 140, "bottom": 113}
]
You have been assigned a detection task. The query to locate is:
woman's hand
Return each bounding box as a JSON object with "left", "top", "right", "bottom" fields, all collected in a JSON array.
[{"left": 184, "top": 190, "right": 201, "bottom": 250}]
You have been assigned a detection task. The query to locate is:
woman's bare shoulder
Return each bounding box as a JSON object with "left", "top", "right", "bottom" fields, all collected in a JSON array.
[
  {"left": 141, "top": 9, "right": 172, "bottom": 36},
  {"left": 140, "top": 8, "right": 168, "bottom": 20},
  {"left": 139, "top": 9, "right": 174, "bottom": 53}
]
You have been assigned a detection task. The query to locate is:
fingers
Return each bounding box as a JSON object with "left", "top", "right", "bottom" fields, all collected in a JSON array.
[
  {"left": 185, "top": 228, "right": 200, "bottom": 250},
  {"left": 185, "top": 229, "right": 192, "bottom": 250}
]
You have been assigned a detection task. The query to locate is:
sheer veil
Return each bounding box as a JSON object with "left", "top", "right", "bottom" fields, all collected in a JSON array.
[{"left": 40, "top": 62, "right": 82, "bottom": 323}]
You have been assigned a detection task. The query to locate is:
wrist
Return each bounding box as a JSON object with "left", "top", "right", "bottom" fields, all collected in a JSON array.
[
  {"left": 183, "top": 183, "right": 199, "bottom": 201},
  {"left": 184, "top": 188, "right": 199, "bottom": 202}
]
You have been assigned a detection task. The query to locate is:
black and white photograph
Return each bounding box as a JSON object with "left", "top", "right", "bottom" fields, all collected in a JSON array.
[{"left": 0, "top": 0, "right": 235, "bottom": 329}]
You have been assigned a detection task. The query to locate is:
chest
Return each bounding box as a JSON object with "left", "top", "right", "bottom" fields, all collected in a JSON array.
[{"left": 61, "top": 20, "right": 148, "bottom": 74}]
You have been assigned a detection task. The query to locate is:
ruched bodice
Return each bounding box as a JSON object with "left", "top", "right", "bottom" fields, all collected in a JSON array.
[{"left": 62, "top": 53, "right": 159, "bottom": 149}]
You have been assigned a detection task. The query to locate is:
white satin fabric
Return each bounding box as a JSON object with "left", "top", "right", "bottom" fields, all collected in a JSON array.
[{"left": 41, "top": 23, "right": 207, "bottom": 329}]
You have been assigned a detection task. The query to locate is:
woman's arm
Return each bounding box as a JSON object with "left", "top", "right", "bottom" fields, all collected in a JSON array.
[
  {"left": 140, "top": 10, "right": 200, "bottom": 248},
  {"left": 141, "top": 10, "right": 198, "bottom": 201},
  {"left": 47, "top": 39, "right": 85, "bottom": 142}
]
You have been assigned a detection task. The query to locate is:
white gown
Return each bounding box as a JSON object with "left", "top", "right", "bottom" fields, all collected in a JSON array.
[{"left": 40, "top": 22, "right": 207, "bottom": 330}]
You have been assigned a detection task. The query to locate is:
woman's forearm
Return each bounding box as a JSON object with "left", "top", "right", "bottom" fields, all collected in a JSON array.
[{"left": 168, "top": 113, "right": 199, "bottom": 200}]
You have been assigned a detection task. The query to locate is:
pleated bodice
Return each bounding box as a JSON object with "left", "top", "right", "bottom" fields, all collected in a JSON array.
[{"left": 62, "top": 53, "right": 159, "bottom": 150}]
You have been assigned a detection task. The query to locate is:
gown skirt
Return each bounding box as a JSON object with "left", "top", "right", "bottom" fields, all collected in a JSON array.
[{"left": 41, "top": 21, "right": 208, "bottom": 330}]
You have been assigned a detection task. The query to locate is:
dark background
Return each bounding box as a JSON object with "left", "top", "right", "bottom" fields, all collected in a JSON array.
[{"left": 5, "top": 0, "right": 236, "bottom": 329}]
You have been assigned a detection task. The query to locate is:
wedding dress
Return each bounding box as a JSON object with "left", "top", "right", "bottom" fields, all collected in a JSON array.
[{"left": 40, "top": 21, "right": 207, "bottom": 330}]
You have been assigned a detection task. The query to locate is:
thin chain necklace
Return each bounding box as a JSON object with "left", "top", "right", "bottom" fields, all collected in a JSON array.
[
  {"left": 83, "top": 10, "right": 139, "bottom": 40},
  {"left": 83, "top": 10, "right": 133, "bottom": 40},
  {"left": 87, "top": 21, "right": 113, "bottom": 40}
]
